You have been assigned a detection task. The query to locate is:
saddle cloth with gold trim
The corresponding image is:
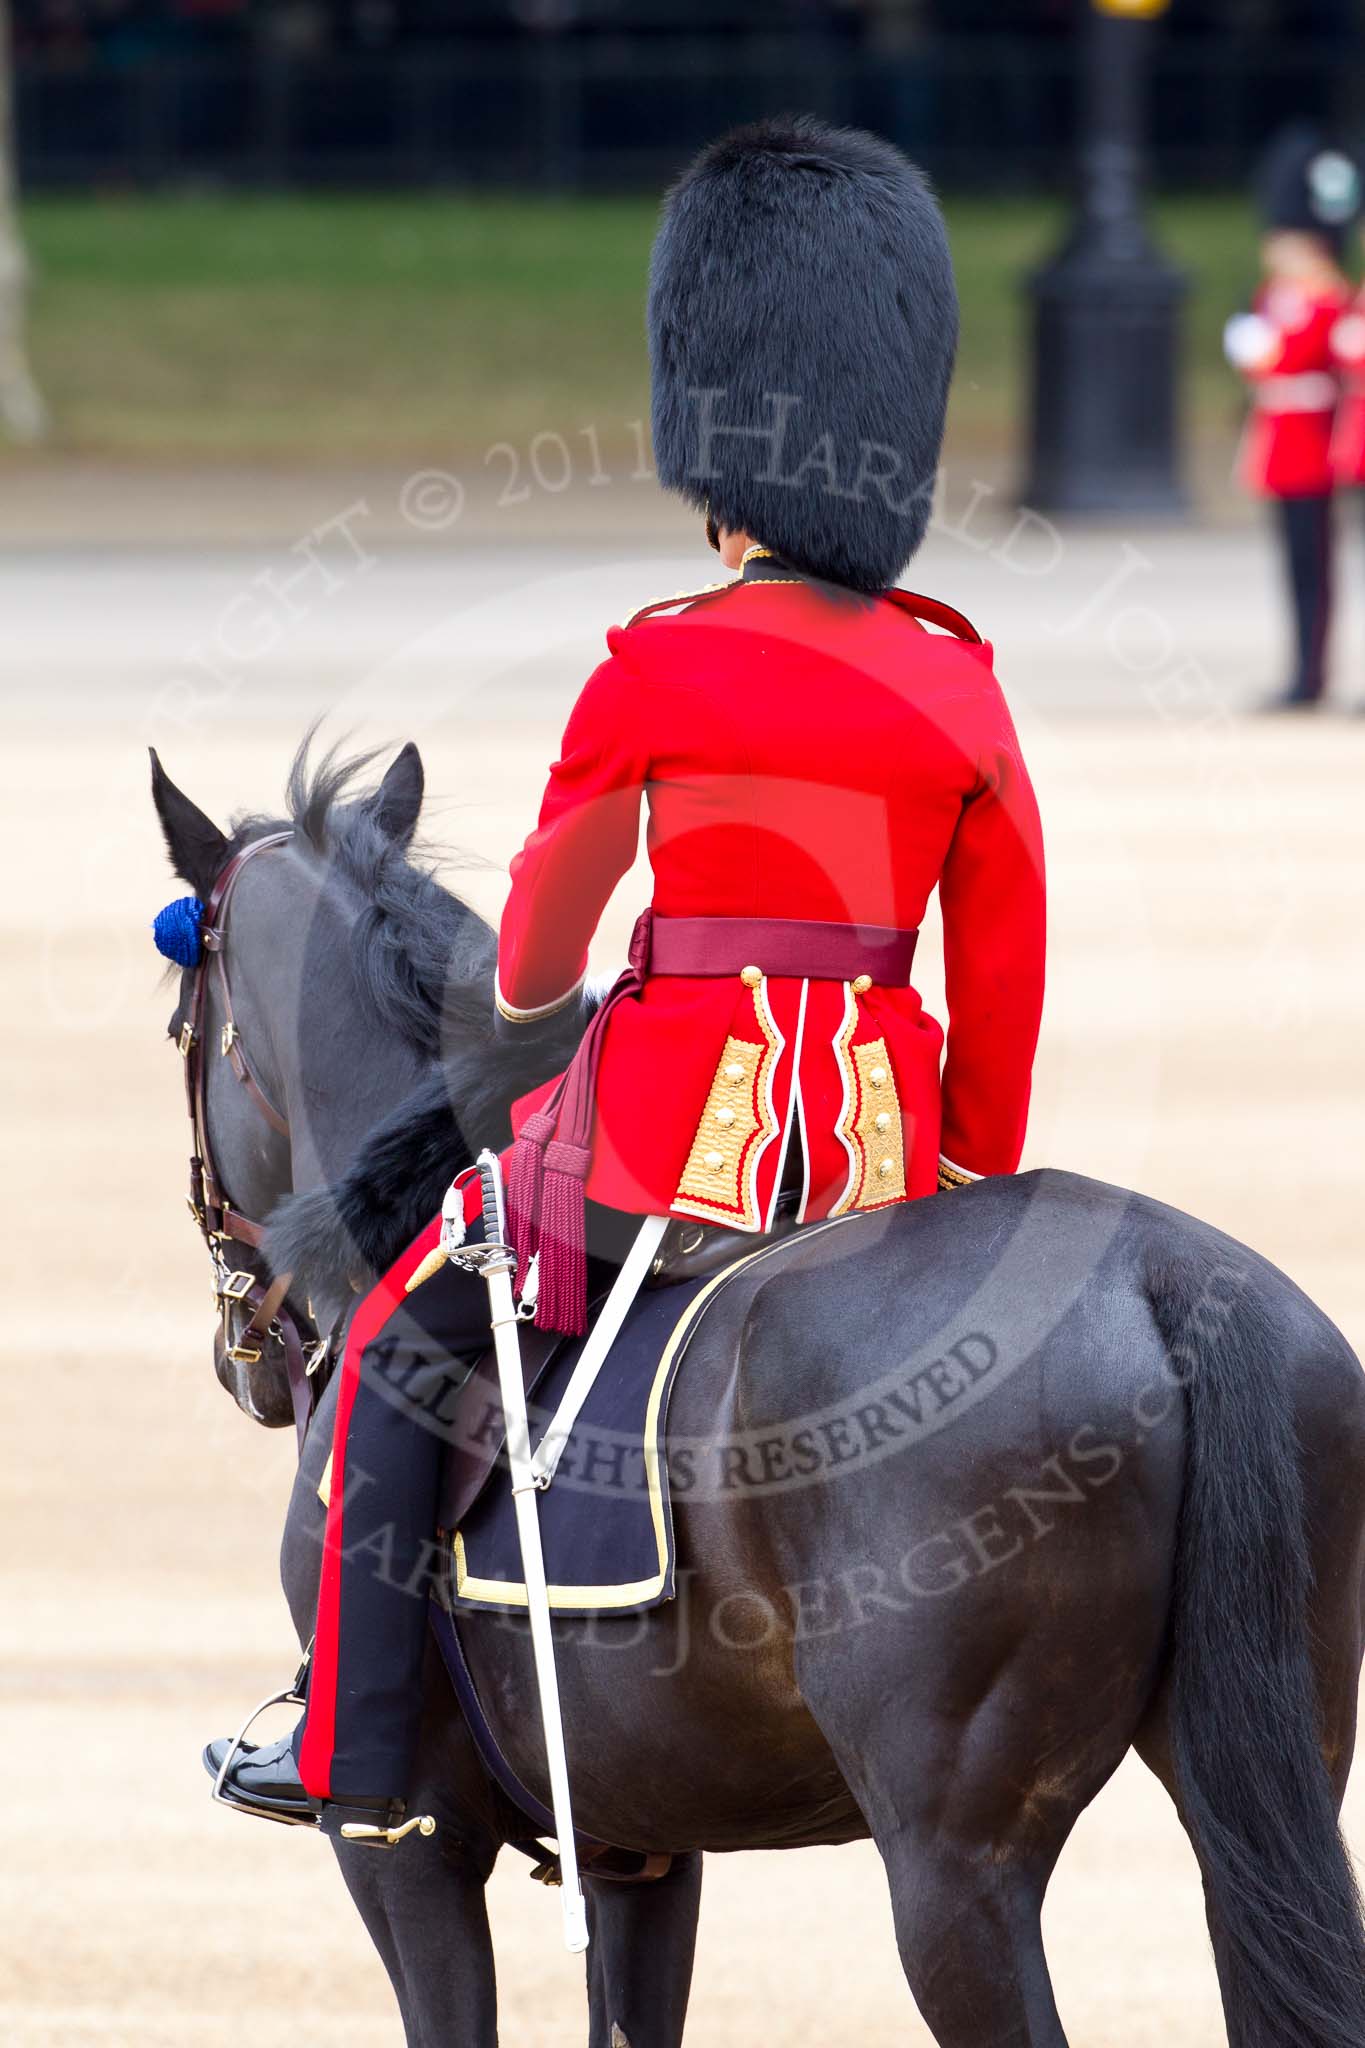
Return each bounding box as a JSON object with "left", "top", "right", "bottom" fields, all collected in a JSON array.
[
  {"left": 448, "top": 1264, "right": 719, "bottom": 1617},
  {"left": 448, "top": 1222, "right": 853, "bottom": 1617}
]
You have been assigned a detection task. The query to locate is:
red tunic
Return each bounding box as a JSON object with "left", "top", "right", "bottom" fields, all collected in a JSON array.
[
  {"left": 1226, "top": 280, "right": 1348, "bottom": 499},
  {"left": 1331, "top": 291, "right": 1365, "bottom": 487},
  {"left": 495, "top": 574, "right": 1046, "bottom": 1228}
]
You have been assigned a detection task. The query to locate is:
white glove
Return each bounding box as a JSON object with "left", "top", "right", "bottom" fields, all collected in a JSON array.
[{"left": 1223, "top": 312, "right": 1278, "bottom": 373}]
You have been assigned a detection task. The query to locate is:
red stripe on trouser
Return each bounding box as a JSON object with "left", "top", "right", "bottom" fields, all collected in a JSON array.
[{"left": 297, "top": 1217, "right": 442, "bottom": 1800}]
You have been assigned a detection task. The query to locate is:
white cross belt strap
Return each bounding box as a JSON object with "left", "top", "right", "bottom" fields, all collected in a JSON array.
[
  {"left": 1254, "top": 372, "right": 1339, "bottom": 413},
  {"left": 529, "top": 1214, "right": 671, "bottom": 1491}
]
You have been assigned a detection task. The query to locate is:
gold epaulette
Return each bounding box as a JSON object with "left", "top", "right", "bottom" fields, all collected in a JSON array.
[{"left": 621, "top": 580, "right": 737, "bottom": 629}]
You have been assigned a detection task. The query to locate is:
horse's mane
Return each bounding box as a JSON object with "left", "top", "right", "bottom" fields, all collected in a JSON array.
[
  {"left": 252, "top": 739, "right": 587, "bottom": 1303},
  {"left": 234, "top": 737, "right": 496, "bottom": 1057}
]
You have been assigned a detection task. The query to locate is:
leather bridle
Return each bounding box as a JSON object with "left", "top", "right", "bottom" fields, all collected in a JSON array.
[{"left": 178, "top": 830, "right": 328, "bottom": 1447}]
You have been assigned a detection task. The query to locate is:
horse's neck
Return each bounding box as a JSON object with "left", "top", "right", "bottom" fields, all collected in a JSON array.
[{"left": 254, "top": 861, "right": 430, "bottom": 1193}]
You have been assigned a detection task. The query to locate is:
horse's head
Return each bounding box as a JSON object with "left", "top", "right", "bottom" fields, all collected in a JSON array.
[{"left": 150, "top": 741, "right": 437, "bottom": 1428}]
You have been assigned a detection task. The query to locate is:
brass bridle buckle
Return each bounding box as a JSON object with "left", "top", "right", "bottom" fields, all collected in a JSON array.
[{"left": 217, "top": 1266, "right": 265, "bottom": 1363}]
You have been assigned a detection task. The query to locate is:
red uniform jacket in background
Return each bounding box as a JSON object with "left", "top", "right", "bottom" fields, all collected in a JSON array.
[
  {"left": 495, "top": 575, "right": 1046, "bottom": 1230},
  {"left": 1331, "top": 290, "right": 1365, "bottom": 487},
  {"left": 1229, "top": 279, "right": 1349, "bottom": 498}
]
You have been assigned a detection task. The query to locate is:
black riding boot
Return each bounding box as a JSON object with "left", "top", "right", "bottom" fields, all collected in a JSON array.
[
  {"left": 203, "top": 1233, "right": 496, "bottom": 1829},
  {"left": 204, "top": 1202, "right": 633, "bottom": 1829}
]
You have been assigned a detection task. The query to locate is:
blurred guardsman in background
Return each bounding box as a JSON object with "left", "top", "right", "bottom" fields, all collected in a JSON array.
[
  {"left": 1330, "top": 218, "right": 1365, "bottom": 519},
  {"left": 205, "top": 116, "right": 1047, "bottom": 1838},
  {"left": 1224, "top": 126, "right": 1360, "bottom": 710}
]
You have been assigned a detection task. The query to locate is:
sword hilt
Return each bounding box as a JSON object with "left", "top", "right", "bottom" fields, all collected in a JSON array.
[{"left": 478, "top": 1148, "right": 507, "bottom": 1247}]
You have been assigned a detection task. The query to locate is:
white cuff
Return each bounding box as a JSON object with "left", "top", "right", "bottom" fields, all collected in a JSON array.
[
  {"left": 493, "top": 972, "right": 585, "bottom": 1024},
  {"left": 937, "top": 1154, "right": 981, "bottom": 1192}
]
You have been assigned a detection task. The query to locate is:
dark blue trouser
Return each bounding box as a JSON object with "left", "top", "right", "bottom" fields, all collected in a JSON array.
[{"left": 1276, "top": 492, "right": 1334, "bottom": 703}]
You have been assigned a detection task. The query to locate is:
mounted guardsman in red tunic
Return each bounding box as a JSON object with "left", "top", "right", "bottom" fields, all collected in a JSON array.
[
  {"left": 204, "top": 115, "right": 1046, "bottom": 1840},
  {"left": 497, "top": 571, "right": 1042, "bottom": 1330},
  {"left": 496, "top": 120, "right": 1044, "bottom": 1333}
]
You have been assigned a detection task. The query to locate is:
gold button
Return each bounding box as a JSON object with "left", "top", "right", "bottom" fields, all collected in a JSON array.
[
  {"left": 715, "top": 1106, "right": 736, "bottom": 1126},
  {"left": 879, "top": 1158, "right": 896, "bottom": 1178},
  {"left": 704, "top": 1150, "right": 725, "bottom": 1171},
  {"left": 875, "top": 1111, "right": 891, "bottom": 1133},
  {"left": 740, "top": 965, "right": 763, "bottom": 989},
  {"left": 870, "top": 1065, "right": 888, "bottom": 1087},
  {"left": 724, "top": 1062, "right": 746, "bottom": 1083},
  {"left": 851, "top": 974, "right": 872, "bottom": 996}
]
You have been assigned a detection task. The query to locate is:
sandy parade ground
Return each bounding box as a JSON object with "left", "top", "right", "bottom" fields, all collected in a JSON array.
[{"left": 3, "top": 487, "right": 1365, "bottom": 2045}]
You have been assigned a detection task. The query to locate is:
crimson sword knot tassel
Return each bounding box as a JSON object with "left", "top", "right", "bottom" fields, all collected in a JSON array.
[
  {"left": 506, "top": 1107, "right": 556, "bottom": 1285},
  {"left": 535, "top": 1139, "right": 593, "bottom": 1337}
]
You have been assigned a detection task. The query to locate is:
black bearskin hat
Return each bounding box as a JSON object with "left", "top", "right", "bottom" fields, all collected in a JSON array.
[
  {"left": 1256, "top": 125, "right": 1360, "bottom": 256},
  {"left": 648, "top": 116, "right": 958, "bottom": 594}
]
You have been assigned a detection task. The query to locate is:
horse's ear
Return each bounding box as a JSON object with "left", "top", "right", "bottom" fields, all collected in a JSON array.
[
  {"left": 149, "top": 749, "right": 229, "bottom": 898},
  {"left": 371, "top": 742, "right": 424, "bottom": 847}
]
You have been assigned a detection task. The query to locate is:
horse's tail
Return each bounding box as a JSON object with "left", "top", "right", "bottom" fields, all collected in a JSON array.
[{"left": 1149, "top": 1247, "right": 1365, "bottom": 2048}]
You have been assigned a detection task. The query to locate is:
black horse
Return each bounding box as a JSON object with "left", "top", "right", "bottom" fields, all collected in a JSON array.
[{"left": 153, "top": 743, "right": 1365, "bottom": 2048}]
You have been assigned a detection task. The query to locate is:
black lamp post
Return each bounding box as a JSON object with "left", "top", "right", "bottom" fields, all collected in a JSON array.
[{"left": 1023, "top": 0, "right": 1186, "bottom": 514}]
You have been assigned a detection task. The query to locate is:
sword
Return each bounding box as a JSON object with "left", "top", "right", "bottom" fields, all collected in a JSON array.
[{"left": 454, "top": 1149, "right": 590, "bottom": 1955}]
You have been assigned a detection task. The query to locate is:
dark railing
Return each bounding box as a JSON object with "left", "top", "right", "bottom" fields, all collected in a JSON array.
[{"left": 13, "top": 36, "right": 1362, "bottom": 192}]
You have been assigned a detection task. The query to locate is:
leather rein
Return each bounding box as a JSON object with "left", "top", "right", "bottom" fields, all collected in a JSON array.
[{"left": 179, "top": 831, "right": 328, "bottom": 1449}]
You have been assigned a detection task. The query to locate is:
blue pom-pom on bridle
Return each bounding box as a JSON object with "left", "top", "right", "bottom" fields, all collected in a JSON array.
[{"left": 153, "top": 895, "right": 206, "bottom": 969}]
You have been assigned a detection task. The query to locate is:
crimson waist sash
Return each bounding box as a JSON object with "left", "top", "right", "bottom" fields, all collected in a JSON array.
[{"left": 506, "top": 909, "right": 920, "bottom": 1334}]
